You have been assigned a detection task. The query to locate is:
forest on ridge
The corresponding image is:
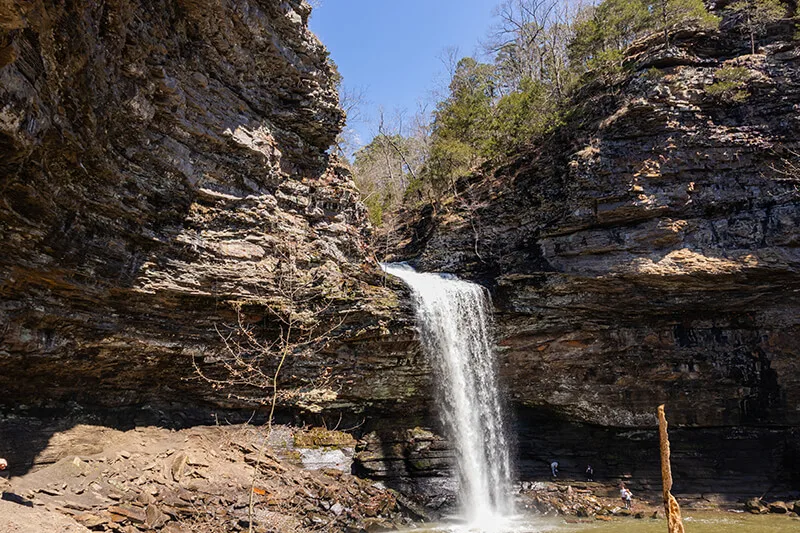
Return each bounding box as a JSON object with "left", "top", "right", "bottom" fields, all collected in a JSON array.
[{"left": 338, "top": 0, "right": 788, "bottom": 228}]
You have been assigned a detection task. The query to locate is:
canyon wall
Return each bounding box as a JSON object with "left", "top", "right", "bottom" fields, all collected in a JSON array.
[
  {"left": 0, "top": 0, "right": 429, "bottom": 420},
  {"left": 2, "top": 0, "right": 799, "bottom": 506},
  {"left": 386, "top": 26, "right": 800, "bottom": 499}
]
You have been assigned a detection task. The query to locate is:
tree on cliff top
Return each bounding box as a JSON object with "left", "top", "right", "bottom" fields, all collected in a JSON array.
[
  {"left": 569, "top": 0, "right": 717, "bottom": 69},
  {"left": 417, "top": 57, "right": 496, "bottom": 198},
  {"left": 568, "top": 0, "right": 651, "bottom": 71},
  {"left": 653, "top": 0, "right": 719, "bottom": 47},
  {"left": 729, "top": 0, "right": 786, "bottom": 54}
]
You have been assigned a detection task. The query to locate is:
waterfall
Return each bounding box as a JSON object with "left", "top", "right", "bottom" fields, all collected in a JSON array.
[{"left": 382, "top": 263, "right": 513, "bottom": 527}]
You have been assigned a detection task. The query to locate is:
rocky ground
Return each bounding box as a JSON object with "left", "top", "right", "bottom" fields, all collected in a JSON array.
[
  {"left": 0, "top": 424, "right": 417, "bottom": 533},
  {"left": 3, "top": 422, "right": 800, "bottom": 533},
  {"left": 516, "top": 479, "right": 800, "bottom": 519}
]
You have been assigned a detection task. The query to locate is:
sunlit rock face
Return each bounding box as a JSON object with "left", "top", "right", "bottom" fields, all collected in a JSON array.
[
  {"left": 2, "top": 0, "right": 800, "bottom": 505},
  {"left": 387, "top": 28, "right": 800, "bottom": 494},
  {"left": 0, "top": 0, "right": 425, "bottom": 412}
]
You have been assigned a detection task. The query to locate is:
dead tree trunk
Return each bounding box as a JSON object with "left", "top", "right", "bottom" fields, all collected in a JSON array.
[{"left": 658, "top": 404, "right": 685, "bottom": 533}]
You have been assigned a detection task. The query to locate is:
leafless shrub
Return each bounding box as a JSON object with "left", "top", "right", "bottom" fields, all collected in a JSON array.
[{"left": 194, "top": 245, "right": 348, "bottom": 533}]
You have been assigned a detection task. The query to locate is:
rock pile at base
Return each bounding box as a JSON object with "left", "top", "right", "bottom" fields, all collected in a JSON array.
[
  {"left": 1, "top": 424, "right": 412, "bottom": 533},
  {"left": 518, "top": 481, "right": 800, "bottom": 524}
]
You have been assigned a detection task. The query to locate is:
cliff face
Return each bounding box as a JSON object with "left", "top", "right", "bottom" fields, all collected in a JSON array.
[
  {"left": 388, "top": 28, "right": 800, "bottom": 495},
  {"left": 3, "top": 0, "right": 800, "bottom": 505},
  {"left": 0, "top": 0, "right": 429, "bottom": 414}
]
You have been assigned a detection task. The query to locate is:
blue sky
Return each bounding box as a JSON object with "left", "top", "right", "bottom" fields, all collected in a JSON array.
[{"left": 309, "top": 1, "right": 497, "bottom": 150}]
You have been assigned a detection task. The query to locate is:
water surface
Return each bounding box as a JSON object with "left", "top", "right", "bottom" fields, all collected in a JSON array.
[{"left": 403, "top": 512, "right": 799, "bottom": 532}]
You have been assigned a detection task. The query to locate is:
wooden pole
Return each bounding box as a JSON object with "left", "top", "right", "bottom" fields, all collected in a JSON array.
[{"left": 658, "top": 404, "right": 685, "bottom": 533}]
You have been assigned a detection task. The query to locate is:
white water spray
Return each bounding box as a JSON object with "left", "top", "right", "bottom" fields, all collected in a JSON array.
[{"left": 383, "top": 263, "right": 514, "bottom": 528}]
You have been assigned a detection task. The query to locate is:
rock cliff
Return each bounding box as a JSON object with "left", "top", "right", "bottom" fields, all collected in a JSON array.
[
  {"left": 3, "top": 0, "right": 800, "bottom": 511},
  {"left": 387, "top": 26, "right": 800, "bottom": 497},
  {"left": 0, "top": 0, "right": 429, "bottom": 418}
]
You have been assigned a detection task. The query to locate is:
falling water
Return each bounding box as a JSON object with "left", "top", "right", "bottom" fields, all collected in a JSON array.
[{"left": 382, "top": 263, "right": 514, "bottom": 529}]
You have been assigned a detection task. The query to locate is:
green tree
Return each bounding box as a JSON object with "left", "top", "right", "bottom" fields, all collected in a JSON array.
[
  {"left": 490, "top": 77, "right": 555, "bottom": 152},
  {"left": 568, "top": 0, "right": 650, "bottom": 71},
  {"left": 729, "top": 0, "right": 786, "bottom": 54},
  {"left": 705, "top": 65, "right": 752, "bottom": 103},
  {"left": 436, "top": 57, "right": 496, "bottom": 152},
  {"left": 422, "top": 57, "right": 496, "bottom": 195},
  {"left": 653, "top": 0, "right": 720, "bottom": 47}
]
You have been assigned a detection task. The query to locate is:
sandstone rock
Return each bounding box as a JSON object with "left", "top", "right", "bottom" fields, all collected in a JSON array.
[
  {"left": 108, "top": 504, "right": 147, "bottom": 523},
  {"left": 73, "top": 512, "right": 109, "bottom": 528},
  {"left": 746, "top": 497, "right": 769, "bottom": 514},
  {"left": 170, "top": 454, "right": 188, "bottom": 482},
  {"left": 746, "top": 497, "right": 765, "bottom": 511},
  {"left": 386, "top": 24, "right": 800, "bottom": 499},
  {"left": 0, "top": 0, "right": 410, "bottom": 421},
  {"left": 769, "top": 501, "right": 789, "bottom": 513}
]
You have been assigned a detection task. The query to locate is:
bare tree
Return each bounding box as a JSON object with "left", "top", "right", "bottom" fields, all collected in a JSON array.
[
  {"left": 769, "top": 148, "right": 800, "bottom": 184},
  {"left": 487, "top": 0, "right": 558, "bottom": 87},
  {"left": 335, "top": 84, "right": 368, "bottom": 160},
  {"left": 378, "top": 109, "right": 420, "bottom": 183},
  {"left": 729, "top": 0, "right": 785, "bottom": 55},
  {"left": 194, "top": 246, "right": 347, "bottom": 533}
]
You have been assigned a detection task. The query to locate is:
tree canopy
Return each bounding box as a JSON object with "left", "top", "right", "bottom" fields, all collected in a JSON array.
[{"left": 345, "top": 0, "right": 789, "bottom": 228}]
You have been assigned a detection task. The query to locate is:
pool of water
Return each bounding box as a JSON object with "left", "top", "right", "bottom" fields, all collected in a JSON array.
[{"left": 402, "top": 511, "right": 800, "bottom": 532}]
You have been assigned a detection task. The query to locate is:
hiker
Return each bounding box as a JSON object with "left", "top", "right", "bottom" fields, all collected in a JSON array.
[
  {"left": 0, "top": 458, "right": 7, "bottom": 490},
  {"left": 620, "top": 484, "right": 633, "bottom": 510},
  {"left": 550, "top": 461, "right": 559, "bottom": 478},
  {"left": 585, "top": 464, "right": 594, "bottom": 481}
]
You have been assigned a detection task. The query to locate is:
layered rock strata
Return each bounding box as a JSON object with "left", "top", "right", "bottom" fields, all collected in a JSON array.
[
  {"left": 3, "top": 0, "right": 800, "bottom": 510},
  {"left": 387, "top": 27, "right": 800, "bottom": 497},
  {"left": 0, "top": 0, "right": 429, "bottom": 417}
]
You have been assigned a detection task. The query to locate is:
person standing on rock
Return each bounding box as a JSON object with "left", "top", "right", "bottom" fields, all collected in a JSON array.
[
  {"left": 550, "top": 461, "right": 559, "bottom": 478},
  {"left": 0, "top": 458, "right": 7, "bottom": 491},
  {"left": 585, "top": 464, "right": 594, "bottom": 481},
  {"left": 620, "top": 484, "right": 633, "bottom": 510}
]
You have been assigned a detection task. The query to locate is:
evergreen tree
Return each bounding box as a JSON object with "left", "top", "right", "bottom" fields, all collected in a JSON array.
[
  {"left": 653, "top": 0, "right": 720, "bottom": 47},
  {"left": 568, "top": 0, "right": 650, "bottom": 70},
  {"left": 729, "top": 0, "right": 786, "bottom": 54},
  {"left": 490, "top": 78, "right": 553, "bottom": 153},
  {"left": 423, "top": 58, "right": 496, "bottom": 194}
]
